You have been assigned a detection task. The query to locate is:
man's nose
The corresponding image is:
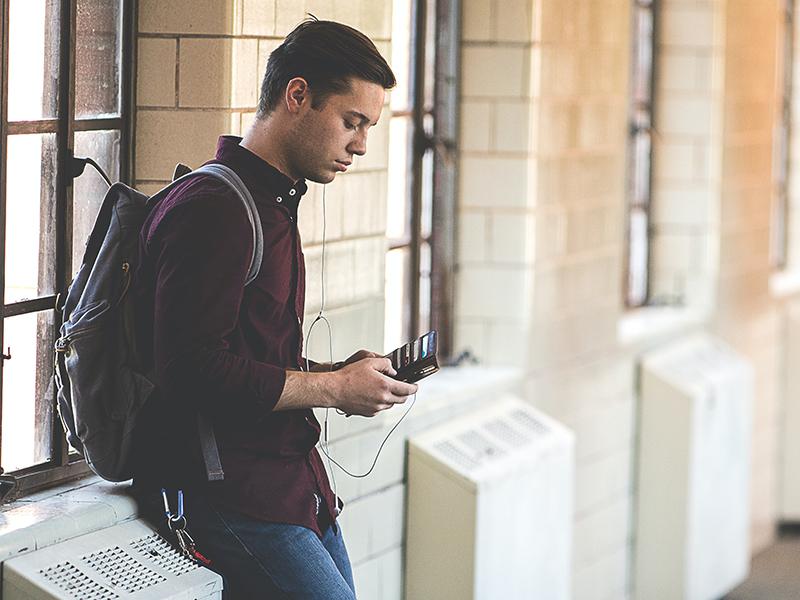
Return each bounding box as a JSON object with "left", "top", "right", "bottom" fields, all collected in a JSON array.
[{"left": 348, "top": 131, "right": 367, "bottom": 156}]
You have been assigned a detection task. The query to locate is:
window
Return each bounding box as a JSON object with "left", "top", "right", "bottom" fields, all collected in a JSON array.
[
  {"left": 772, "top": 0, "right": 794, "bottom": 269},
  {"left": 0, "top": 0, "right": 134, "bottom": 498},
  {"left": 625, "top": 0, "right": 656, "bottom": 307},
  {"left": 385, "top": 0, "right": 459, "bottom": 359}
]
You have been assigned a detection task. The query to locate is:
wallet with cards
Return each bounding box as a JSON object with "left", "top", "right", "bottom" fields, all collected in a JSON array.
[{"left": 385, "top": 330, "right": 440, "bottom": 383}]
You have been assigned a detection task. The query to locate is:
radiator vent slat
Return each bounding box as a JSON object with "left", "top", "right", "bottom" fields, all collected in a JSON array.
[
  {"left": 82, "top": 546, "right": 166, "bottom": 593},
  {"left": 129, "top": 533, "right": 198, "bottom": 577},
  {"left": 39, "top": 562, "right": 119, "bottom": 599},
  {"left": 4, "top": 519, "right": 223, "bottom": 599}
]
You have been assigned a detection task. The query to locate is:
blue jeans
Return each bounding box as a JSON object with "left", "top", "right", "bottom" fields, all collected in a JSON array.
[{"left": 137, "top": 491, "right": 356, "bottom": 600}]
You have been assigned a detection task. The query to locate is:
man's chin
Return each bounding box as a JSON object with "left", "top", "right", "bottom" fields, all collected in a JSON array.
[{"left": 306, "top": 170, "right": 337, "bottom": 185}]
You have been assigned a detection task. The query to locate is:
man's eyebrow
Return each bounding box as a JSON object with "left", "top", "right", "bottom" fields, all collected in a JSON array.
[{"left": 347, "top": 110, "right": 378, "bottom": 126}]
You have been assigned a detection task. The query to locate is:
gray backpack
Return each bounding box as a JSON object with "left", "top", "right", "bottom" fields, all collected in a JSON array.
[{"left": 54, "top": 164, "right": 263, "bottom": 482}]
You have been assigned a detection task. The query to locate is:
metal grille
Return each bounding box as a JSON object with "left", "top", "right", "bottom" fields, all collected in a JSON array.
[
  {"left": 485, "top": 418, "right": 530, "bottom": 448},
  {"left": 510, "top": 409, "right": 548, "bottom": 437},
  {"left": 82, "top": 546, "right": 166, "bottom": 593},
  {"left": 39, "top": 561, "right": 119, "bottom": 599},
  {"left": 129, "top": 532, "right": 199, "bottom": 577},
  {"left": 434, "top": 440, "right": 479, "bottom": 471},
  {"left": 458, "top": 429, "right": 505, "bottom": 460}
]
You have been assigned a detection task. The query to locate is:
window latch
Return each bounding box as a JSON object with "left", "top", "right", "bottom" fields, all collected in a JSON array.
[{"left": 1, "top": 347, "right": 10, "bottom": 362}]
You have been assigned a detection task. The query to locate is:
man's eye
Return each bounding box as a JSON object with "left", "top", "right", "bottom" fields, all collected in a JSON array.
[{"left": 344, "top": 121, "right": 357, "bottom": 130}]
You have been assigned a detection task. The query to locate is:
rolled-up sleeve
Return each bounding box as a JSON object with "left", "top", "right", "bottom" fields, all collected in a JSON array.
[{"left": 147, "top": 187, "right": 286, "bottom": 416}]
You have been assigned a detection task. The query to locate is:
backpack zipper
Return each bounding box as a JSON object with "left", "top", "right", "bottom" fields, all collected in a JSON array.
[{"left": 55, "top": 262, "right": 132, "bottom": 353}]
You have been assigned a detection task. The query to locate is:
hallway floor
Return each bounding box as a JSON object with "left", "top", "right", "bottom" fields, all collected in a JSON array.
[{"left": 724, "top": 528, "right": 800, "bottom": 600}]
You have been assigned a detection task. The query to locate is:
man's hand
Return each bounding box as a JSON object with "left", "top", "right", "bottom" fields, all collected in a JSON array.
[
  {"left": 341, "top": 349, "right": 383, "bottom": 367},
  {"left": 329, "top": 357, "right": 417, "bottom": 417},
  {"left": 308, "top": 348, "right": 383, "bottom": 372}
]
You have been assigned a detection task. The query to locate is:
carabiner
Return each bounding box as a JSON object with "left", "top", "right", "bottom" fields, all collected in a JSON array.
[{"left": 160, "top": 488, "right": 186, "bottom": 530}]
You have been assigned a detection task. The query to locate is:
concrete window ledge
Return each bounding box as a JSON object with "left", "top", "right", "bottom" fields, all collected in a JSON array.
[
  {"left": 0, "top": 477, "right": 137, "bottom": 563},
  {"left": 618, "top": 305, "right": 707, "bottom": 349},
  {"left": 312, "top": 364, "right": 526, "bottom": 443},
  {"left": 770, "top": 269, "right": 800, "bottom": 299},
  {"left": 403, "top": 365, "right": 524, "bottom": 417}
]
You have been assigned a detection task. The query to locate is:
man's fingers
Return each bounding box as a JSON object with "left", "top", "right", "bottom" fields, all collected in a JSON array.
[
  {"left": 387, "top": 379, "right": 418, "bottom": 398},
  {"left": 371, "top": 357, "right": 397, "bottom": 376},
  {"left": 348, "top": 349, "right": 383, "bottom": 363}
]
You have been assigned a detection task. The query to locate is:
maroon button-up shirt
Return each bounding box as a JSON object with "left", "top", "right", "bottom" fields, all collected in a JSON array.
[{"left": 132, "top": 136, "right": 338, "bottom": 538}]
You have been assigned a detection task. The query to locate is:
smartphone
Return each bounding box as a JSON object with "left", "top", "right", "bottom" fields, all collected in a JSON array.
[{"left": 385, "top": 330, "right": 440, "bottom": 383}]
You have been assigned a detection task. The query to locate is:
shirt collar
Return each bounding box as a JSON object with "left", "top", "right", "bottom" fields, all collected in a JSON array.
[{"left": 213, "top": 135, "right": 308, "bottom": 208}]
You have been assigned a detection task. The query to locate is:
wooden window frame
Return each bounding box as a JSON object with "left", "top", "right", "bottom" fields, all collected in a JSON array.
[
  {"left": 387, "top": 0, "right": 460, "bottom": 361},
  {"left": 625, "top": 0, "right": 658, "bottom": 308},
  {"left": 0, "top": 0, "right": 136, "bottom": 501}
]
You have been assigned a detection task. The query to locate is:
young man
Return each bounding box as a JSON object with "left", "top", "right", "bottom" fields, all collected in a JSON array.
[{"left": 131, "top": 18, "right": 417, "bottom": 599}]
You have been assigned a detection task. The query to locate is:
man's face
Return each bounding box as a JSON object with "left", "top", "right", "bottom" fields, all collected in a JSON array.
[{"left": 286, "top": 77, "right": 385, "bottom": 184}]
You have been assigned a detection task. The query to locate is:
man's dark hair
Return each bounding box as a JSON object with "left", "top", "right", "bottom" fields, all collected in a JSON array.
[{"left": 257, "top": 17, "right": 397, "bottom": 118}]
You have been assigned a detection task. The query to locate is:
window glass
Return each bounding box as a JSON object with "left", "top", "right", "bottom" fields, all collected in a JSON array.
[
  {"left": 385, "top": 248, "right": 410, "bottom": 352},
  {"left": 387, "top": 118, "right": 412, "bottom": 240},
  {"left": 4, "top": 134, "right": 58, "bottom": 304},
  {"left": 75, "top": 0, "right": 122, "bottom": 118},
  {"left": 72, "top": 130, "right": 121, "bottom": 274},
  {"left": 7, "top": 0, "right": 60, "bottom": 122},
  {"left": 626, "top": 0, "right": 656, "bottom": 307},
  {"left": 1, "top": 310, "right": 56, "bottom": 472}
]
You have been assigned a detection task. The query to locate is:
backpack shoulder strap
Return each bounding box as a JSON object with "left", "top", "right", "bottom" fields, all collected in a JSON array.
[
  {"left": 162, "top": 164, "right": 263, "bottom": 483},
  {"left": 191, "top": 164, "right": 264, "bottom": 286},
  {"left": 149, "top": 164, "right": 264, "bottom": 286}
]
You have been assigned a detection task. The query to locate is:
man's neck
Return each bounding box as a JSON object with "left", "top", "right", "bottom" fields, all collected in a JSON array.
[{"left": 240, "top": 117, "right": 298, "bottom": 182}]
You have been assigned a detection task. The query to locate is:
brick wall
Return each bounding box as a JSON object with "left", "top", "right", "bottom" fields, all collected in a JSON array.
[
  {"left": 456, "top": 0, "right": 535, "bottom": 369},
  {"left": 135, "top": 1, "right": 402, "bottom": 595},
  {"left": 649, "top": 0, "right": 726, "bottom": 309},
  {"left": 714, "top": 0, "right": 783, "bottom": 553},
  {"left": 134, "top": 0, "right": 791, "bottom": 598},
  {"left": 455, "top": 0, "right": 787, "bottom": 598},
  {"left": 457, "top": 0, "right": 635, "bottom": 597}
]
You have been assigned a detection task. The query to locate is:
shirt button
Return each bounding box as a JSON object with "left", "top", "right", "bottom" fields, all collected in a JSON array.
[
  {"left": 289, "top": 189, "right": 297, "bottom": 196},
  {"left": 276, "top": 196, "right": 283, "bottom": 203}
]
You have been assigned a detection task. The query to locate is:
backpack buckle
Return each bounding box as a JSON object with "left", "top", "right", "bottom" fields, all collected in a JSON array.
[{"left": 54, "top": 337, "right": 69, "bottom": 353}]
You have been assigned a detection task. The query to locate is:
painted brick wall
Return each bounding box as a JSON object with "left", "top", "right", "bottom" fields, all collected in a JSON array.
[
  {"left": 135, "top": 1, "right": 402, "bottom": 596},
  {"left": 133, "top": 1, "right": 791, "bottom": 599},
  {"left": 714, "top": 0, "right": 783, "bottom": 553},
  {"left": 649, "top": 0, "right": 726, "bottom": 309},
  {"left": 456, "top": 0, "right": 787, "bottom": 598}
]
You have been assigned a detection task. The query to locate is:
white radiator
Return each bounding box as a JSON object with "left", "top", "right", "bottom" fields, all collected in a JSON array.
[
  {"left": 780, "top": 300, "right": 800, "bottom": 520},
  {"left": 635, "top": 334, "right": 753, "bottom": 600},
  {"left": 2, "top": 519, "right": 223, "bottom": 599},
  {"left": 404, "top": 394, "right": 574, "bottom": 600}
]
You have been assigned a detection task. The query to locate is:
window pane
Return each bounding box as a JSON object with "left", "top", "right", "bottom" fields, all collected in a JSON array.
[
  {"left": 634, "top": 5, "right": 654, "bottom": 104},
  {"left": 75, "top": 0, "right": 122, "bottom": 118},
  {"left": 387, "top": 117, "right": 412, "bottom": 239},
  {"left": 419, "top": 242, "right": 431, "bottom": 335},
  {"left": 1, "top": 310, "right": 56, "bottom": 472},
  {"left": 390, "top": 0, "right": 413, "bottom": 112},
  {"left": 5, "top": 134, "right": 58, "bottom": 304},
  {"left": 385, "top": 247, "right": 411, "bottom": 352},
  {"left": 423, "top": 0, "right": 437, "bottom": 112},
  {"left": 627, "top": 209, "right": 649, "bottom": 306},
  {"left": 421, "top": 114, "right": 434, "bottom": 238},
  {"left": 72, "top": 130, "right": 121, "bottom": 275},
  {"left": 7, "top": 0, "right": 60, "bottom": 121}
]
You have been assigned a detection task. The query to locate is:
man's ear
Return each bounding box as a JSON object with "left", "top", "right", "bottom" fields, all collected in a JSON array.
[{"left": 285, "top": 77, "right": 309, "bottom": 114}]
